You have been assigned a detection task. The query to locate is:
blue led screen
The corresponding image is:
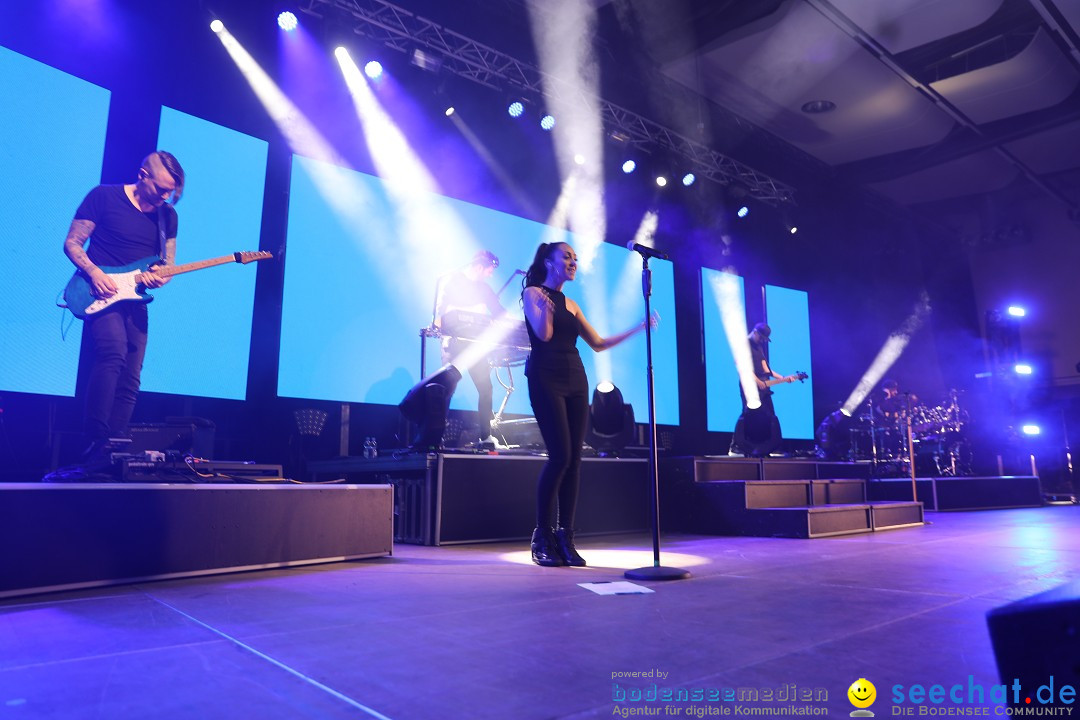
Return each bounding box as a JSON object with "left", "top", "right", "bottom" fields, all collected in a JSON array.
[
  {"left": 764, "top": 284, "right": 814, "bottom": 439},
  {"left": 278, "top": 157, "right": 679, "bottom": 425},
  {"left": 702, "top": 268, "right": 746, "bottom": 433},
  {"left": 0, "top": 46, "right": 110, "bottom": 396},
  {"left": 138, "top": 107, "right": 268, "bottom": 400}
]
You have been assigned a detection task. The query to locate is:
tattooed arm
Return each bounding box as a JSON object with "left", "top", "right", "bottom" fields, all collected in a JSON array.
[{"left": 63, "top": 218, "right": 117, "bottom": 298}]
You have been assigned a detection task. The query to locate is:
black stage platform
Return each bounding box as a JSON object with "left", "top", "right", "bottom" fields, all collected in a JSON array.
[
  {"left": 1, "top": 482, "right": 394, "bottom": 599},
  {"left": 307, "top": 452, "right": 650, "bottom": 545}
]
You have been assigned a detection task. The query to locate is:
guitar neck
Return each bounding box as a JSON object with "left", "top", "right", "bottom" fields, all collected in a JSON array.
[{"left": 136, "top": 255, "right": 235, "bottom": 281}]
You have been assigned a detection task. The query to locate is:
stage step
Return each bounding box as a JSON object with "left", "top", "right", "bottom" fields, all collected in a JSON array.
[{"left": 661, "top": 476, "right": 924, "bottom": 539}]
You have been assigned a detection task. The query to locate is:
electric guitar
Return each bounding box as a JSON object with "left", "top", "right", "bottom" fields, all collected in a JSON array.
[
  {"left": 63, "top": 251, "right": 272, "bottom": 319},
  {"left": 760, "top": 371, "right": 808, "bottom": 396}
]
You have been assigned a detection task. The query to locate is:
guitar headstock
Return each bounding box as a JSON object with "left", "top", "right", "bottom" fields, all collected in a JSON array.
[
  {"left": 233, "top": 251, "right": 273, "bottom": 264},
  {"left": 793, "top": 371, "right": 808, "bottom": 383}
]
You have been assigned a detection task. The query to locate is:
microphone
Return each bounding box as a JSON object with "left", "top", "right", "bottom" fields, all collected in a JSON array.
[
  {"left": 513, "top": 269, "right": 527, "bottom": 275},
  {"left": 626, "top": 241, "right": 668, "bottom": 260}
]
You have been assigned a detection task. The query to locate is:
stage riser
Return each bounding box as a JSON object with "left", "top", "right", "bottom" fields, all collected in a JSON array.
[
  {"left": 663, "top": 457, "right": 873, "bottom": 484},
  {"left": 308, "top": 454, "right": 649, "bottom": 545},
  {"left": 868, "top": 476, "right": 1043, "bottom": 510},
  {"left": 661, "top": 473, "right": 923, "bottom": 539},
  {"left": 0, "top": 484, "right": 393, "bottom": 598}
]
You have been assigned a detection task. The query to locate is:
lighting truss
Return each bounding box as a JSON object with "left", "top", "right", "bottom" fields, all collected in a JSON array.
[{"left": 298, "top": 0, "right": 796, "bottom": 205}]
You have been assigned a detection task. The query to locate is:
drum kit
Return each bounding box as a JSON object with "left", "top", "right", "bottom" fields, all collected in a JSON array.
[{"left": 848, "top": 389, "right": 972, "bottom": 476}]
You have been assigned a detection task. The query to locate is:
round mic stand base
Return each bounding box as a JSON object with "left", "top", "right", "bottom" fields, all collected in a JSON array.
[{"left": 625, "top": 564, "right": 691, "bottom": 581}]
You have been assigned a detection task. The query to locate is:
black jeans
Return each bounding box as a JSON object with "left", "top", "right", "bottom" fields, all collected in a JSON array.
[
  {"left": 528, "top": 356, "right": 589, "bottom": 529},
  {"left": 83, "top": 304, "right": 148, "bottom": 442}
]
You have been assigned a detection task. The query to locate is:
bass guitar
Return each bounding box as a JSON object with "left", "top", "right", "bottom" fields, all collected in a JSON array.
[
  {"left": 63, "top": 251, "right": 272, "bottom": 319},
  {"left": 760, "top": 371, "right": 808, "bottom": 396}
]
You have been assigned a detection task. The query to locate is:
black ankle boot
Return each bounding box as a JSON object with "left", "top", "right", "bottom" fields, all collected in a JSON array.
[
  {"left": 555, "top": 527, "right": 586, "bottom": 567},
  {"left": 531, "top": 527, "right": 564, "bottom": 567}
]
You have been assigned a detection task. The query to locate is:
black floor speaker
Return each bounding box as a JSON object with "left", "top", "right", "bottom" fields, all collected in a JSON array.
[{"left": 987, "top": 580, "right": 1080, "bottom": 708}]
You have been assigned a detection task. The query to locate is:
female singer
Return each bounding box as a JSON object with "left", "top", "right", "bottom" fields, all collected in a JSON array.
[{"left": 522, "top": 241, "right": 655, "bottom": 566}]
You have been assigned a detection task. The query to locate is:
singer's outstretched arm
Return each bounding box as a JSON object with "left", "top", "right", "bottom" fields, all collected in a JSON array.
[{"left": 574, "top": 303, "right": 657, "bottom": 352}]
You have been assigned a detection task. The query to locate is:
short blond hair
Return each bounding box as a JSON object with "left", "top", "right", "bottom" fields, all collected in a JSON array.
[{"left": 142, "top": 151, "right": 185, "bottom": 202}]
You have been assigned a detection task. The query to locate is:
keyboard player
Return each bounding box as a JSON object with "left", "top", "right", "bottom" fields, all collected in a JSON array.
[{"left": 434, "top": 250, "right": 505, "bottom": 444}]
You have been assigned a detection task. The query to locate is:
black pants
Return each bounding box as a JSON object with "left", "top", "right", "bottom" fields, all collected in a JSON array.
[
  {"left": 83, "top": 304, "right": 148, "bottom": 442},
  {"left": 468, "top": 362, "right": 494, "bottom": 434},
  {"left": 444, "top": 342, "right": 494, "bottom": 435},
  {"left": 527, "top": 358, "right": 589, "bottom": 529}
]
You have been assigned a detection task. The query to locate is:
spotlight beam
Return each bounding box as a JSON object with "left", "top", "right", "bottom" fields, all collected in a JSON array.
[
  {"left": 840, "top": 292, "right": 932, "bottom": 416},
  {"left": 336, "top": 48, "right": 482, "bottom": 316},
  {"left": 706, "top": 270, "right": 761, "bottom": 410}
]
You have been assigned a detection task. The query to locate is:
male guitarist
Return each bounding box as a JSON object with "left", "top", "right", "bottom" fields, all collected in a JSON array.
[
  {"left": 731, "top": 322, "right": 798, "bottom": 456},
  {"left": 63, "top": 151, "right": 185, "bottom": 461}
]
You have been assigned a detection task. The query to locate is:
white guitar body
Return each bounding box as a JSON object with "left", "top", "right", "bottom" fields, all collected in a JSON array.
[{"left": 82, "top": 270, "right": 149, "bottom": 317}]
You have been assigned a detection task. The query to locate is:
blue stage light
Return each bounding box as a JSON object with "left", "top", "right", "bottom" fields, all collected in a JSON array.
[
  {"left": 1015, "top": 363, "right": 1033, "bottom": 375},
  {"left": 210, "top": 19, "right": 224, "bottom": 33},
  {"left": 682, "top": 173, "right": 695, "bottom": 187},
  {"left": 737, "top": 206, "right": 749, "bottom": 218},
  {"left": 540, "top": 114, "right": 555, "bottom": 131},
  {"left": 277, "top": 11, "right": 298, "bottom": 31},
  {"left": 508, "top": 101, "right": 524, "bottom": 118},
  {"left": 364, "top": 61, "right": 383, "bottom": 80},
  {"left": 655, "top": 176, "right": 668, "bottom": 187},
  {"left": 1007, "top": 306, "right": 1026, "bottom": 318},
  {"left": 444, "top": 106, "right": 455, "bottom": 117},
  {"left": 621, "top": 160, "right": 636, "bottom": 174},
  {"left": 1021, "top": 424, "right": 1041, "bottom": 436}
]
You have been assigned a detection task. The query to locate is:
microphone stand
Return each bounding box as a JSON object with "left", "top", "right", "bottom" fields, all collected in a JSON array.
[{"left": 625, "top": 253, "right": 690, "bottom": 582}]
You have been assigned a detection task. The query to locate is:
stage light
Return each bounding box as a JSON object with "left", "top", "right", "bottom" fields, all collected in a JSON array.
[
  {"left": 1021, "top": 424, "right": 1041, "bottom": 436},
  {"left": 1007, "top": 306, "right": 1026, "bottom": 318},
  {"left": 737, "top": 206, "right": 749, "bottom": 218},
  {"left": 573, "top": 154, "right": 586, "bottom": 166},
  {"left": 508, "top": 101, "right": 524, "bottom": 118},
  {"left": 364, "top": 60, "right": 383, "bottom": 80},
  {"left": 622, "top": 160, "right": 636, "bottom": 174},
  {"left": 540, "top": 114, "right": 555, "bottom": 131},
  {"left": 1015, "top": 363, "right": 1033, "bottom": 375},
  {"left": 210, "top": 19, "right": 224, "bottom": 33},
  {"left": 585, "top": 382, "right": 635, "bottom": 456},
  {"left": 655, "top": 176, "right": 668, "bottom": 187},
  {"left": 682, "top": 173, "right": 696, "bottom": 187},
  {"left": 444, "top": 106, "right": 455, "bottom": 117},
  {"left": 277, "top": 11, "right": 298, "bottom": 31},
  {"left": 334, "top": 46, "right": 348, "bottom": 60},
  {"left": 399, "top": 364, "right": 463, "bottom": 450},
  {"left": 788, "top": 225, "right": 798, "bottom": 235}
]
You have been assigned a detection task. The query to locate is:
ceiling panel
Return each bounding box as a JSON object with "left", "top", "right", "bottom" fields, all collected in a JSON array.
[
  {"left": 930, "top": 28, "right": 1080, "bottom": 125},
  {"left": 829, "top": 0, "right": 1004, "bottom": 54},
  {"left": 660, "top": 0, "right": 954, "bottom": 165},
  {"left": 869, "top": 150, "right": 1019, "bottom": 204},
  {"left": 1004, "top": 118, "right": 1080, "bottom": 175}
]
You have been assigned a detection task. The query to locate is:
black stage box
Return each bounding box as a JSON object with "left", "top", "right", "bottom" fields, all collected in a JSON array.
[
  {"left": 308, "top": 453, "right": 649, "bottom": 545},
  {"left": 128, "top": 420, "right": 215, "bottom": 458},
  {"left": 0, "top": 483, "right": 393, "bottom": 598}
]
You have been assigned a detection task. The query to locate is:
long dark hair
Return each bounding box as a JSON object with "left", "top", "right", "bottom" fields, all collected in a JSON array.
[{"left": 522, "top": 242, "right": 564, "bottom": 294}]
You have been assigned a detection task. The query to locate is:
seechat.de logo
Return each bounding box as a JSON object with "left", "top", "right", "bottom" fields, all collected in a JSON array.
[{"left": 848, "top": 678, "right": 877, "bottom": 717}]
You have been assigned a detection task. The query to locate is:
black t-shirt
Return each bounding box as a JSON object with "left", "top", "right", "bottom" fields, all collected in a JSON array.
[
  {"left": 750, "top": 338, "right": 771, "bottom": 380},
  {"left": 75, "top": 185, "right": 179, "bottom": 267},
  {"left": 437, "top": 271, "right": 502, "bottom": 318}
]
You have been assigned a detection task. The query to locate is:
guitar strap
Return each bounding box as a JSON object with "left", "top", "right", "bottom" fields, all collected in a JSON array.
[{"left": 157, "top": 207, "right": 167, "bottom": 262}]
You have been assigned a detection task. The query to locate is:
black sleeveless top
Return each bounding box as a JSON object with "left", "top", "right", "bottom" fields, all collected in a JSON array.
[{"left": 524, "top": 286, "right": 587, "bottom": 391}]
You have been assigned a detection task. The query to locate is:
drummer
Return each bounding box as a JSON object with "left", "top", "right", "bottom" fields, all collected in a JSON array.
[{"left": 877, "top": 379, "right": 918, "bottom": 422}]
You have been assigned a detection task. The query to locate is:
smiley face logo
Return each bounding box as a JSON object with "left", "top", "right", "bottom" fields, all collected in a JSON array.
[{"left": 847, "top": 678, "right": 877, "bottom": 716}]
